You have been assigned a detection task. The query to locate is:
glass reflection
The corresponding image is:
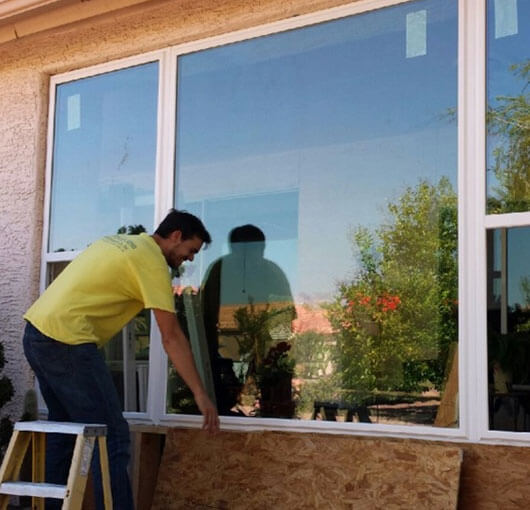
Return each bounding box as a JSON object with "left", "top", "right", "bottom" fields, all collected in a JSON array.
[
  {"left": 486, "top": 0, "right": 530, "bottom": 213},
  {"left": 49, "top": 62, "right": 159, "bottom": 252},
  {"left": 170, "top": 0, "right": 458, "bottom": 426},
  {"left": 104, "top": 309, "right": 151, "bottom": 413},
  {"left": 202, "top": 225, "right": 296, "bottom": 417},
  {"left": 488, "top": 227, "right": 530, "bottom": 431}
]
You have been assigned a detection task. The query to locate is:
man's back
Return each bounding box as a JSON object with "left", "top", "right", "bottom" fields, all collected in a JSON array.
[{"left": 25, "top": 233, "right": 174, "bottom": 347}]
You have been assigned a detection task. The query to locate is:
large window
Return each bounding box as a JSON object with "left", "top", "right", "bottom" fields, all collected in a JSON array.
[
  {"left": 169, "top": 0, "right": 459, "bottom": 429},
  {"left": 44, "top": 60, "right": 160, "bottom": 413},
  {"left": 42, "top": 0, "right": 530, "bottom": 442},
  {"left": 486, "top": 0, "right": 530, "bottom": 432}
]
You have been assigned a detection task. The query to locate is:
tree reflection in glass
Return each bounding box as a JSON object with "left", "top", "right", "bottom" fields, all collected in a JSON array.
[
  {"left": 170, "top": 0, "right": 459, "bottom": 426},
  {"left": 486, "top": 0, "right": 530, "bottom": 214}
]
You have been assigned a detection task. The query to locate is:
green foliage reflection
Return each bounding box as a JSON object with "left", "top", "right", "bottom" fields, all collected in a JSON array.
[
  {"left": 326, "top": 178, "right": 458, "bottom": 400},
  {"left": 488, "top": 60, "right": 530, "bottom": 213}
]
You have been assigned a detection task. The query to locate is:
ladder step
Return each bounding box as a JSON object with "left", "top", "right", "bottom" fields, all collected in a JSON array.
[
  {"left": 15, "top": 420, "right": 107, "bottom": 437},
  {"left": 0, "top": 481, "right": 67, "bottom": 499}
]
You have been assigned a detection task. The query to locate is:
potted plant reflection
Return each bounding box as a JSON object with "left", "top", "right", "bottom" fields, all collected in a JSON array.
[{"left": 202, "top": 225, "right": 296, "bottom": 417}]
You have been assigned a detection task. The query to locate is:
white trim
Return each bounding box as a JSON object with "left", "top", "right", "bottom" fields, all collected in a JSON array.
[
  {"left": 457, "top": 0, "right": 468, "bottom": 441},
  {"left": 470, "top": 0, "right": 489, "bottom": 444},
  {"left": 160, "top": 412, "right": 468, "bottom": 439},
  {"left": 157, "top": 415, "right": 530, "bottom": 447},
  {"left": 49, "top": 49, "right": 166, "bottom": 86},
  {"left": 485, "top": 212, "right": 530, "bottom": 229},
  {"left": 44, "top": 250, "right": 81, "bottom": 262},
  {"left": 40, "top": 73, "right": 57, "bottom": 292},
  {"left": 458, "top": 0, "right": 488, "bottom": 443},
  {"left": 146, "top": 49, "right": 176, "bottom": 423},
  {"left": 170, "top": 0, "right": 412, "bottom": 58},
  {"left": 480, "top": 429, "right": 530, "bottom": 445},
  {"left": 156, "top": 48, "right": 178, "bottom": 223}
]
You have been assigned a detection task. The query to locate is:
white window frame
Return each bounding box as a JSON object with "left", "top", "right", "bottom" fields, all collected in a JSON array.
[
  {"left": 41, "top": 49, "right": 169, "bottom": 422},
  {"left": 39, "top": 0, "right": 530, "bottom": 445}
]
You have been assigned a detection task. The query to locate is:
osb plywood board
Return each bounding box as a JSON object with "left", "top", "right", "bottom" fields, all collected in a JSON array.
[
  {"left": 458, "top": 442, "right": 530, "bottom": 510},
  {"left": 152, "top": 429, "right": 462, "bottom": 510}
]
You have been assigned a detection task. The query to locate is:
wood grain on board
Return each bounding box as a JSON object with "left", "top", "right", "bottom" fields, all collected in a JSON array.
[{"left": 152, "top": 429, "right": 462, "bottom": 510}]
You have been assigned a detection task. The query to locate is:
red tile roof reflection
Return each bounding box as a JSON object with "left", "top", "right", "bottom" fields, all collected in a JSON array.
[
  {"left": 292, "top": 304, "right": 333, "bottom": 334},
  {"left": 173, "top": 286, "right": 333, "bottom": 335}
]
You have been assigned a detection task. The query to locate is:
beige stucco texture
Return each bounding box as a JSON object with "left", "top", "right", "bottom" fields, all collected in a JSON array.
[{"left": 0, "top": 0, "right": 354, "bottom": 419}]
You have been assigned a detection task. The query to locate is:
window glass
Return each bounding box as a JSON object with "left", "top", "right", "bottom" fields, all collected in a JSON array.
[
  {"left": 486, "top": 0, "right": 530, "bottom": 214},
  {"left": 49, "top": 62, "right": 159, "bottom": 252},
  {"left": 103, "top": 309, "right": 151, "bottom": 413},
  {"left": 487, "top": 226, "right": 530, "bottom": 431},
  {"left": 170, "top": 0, "right": 458, "bottom": 427},
  {"left": 46, "top": 60, "right": 158, "bottom": 411}
]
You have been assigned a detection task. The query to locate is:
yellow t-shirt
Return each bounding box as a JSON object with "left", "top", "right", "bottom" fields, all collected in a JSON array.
[{"left": 24, "top": 233, "right": 175, "bottom": 347}]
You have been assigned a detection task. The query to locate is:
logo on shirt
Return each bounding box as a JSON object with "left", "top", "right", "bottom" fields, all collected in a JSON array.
[{"left": 102, "top": 235, "right": 137, "bottom": 252}]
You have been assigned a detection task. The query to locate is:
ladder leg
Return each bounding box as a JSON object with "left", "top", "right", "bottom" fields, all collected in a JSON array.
[
  {"left": 0, "top": 423, "right": 110, "bottom": 510},
  {"left": 0, "top": 430, "right": 32, "bottom": 510},
  {"left": 98, "top": 437, "right": 113, "bottom": 510},
  {"left": 32, "top": 431, "right": 46, "bottom": 510},
  {"left": 61, "top": 435, "right": 94, "bottom": 510}
]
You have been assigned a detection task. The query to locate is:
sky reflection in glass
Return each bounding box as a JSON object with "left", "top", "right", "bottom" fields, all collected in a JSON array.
[
  {"left": 175, "top": 0, "right": 458, "bottom": 302},
  {"left": 49, "top": 62, "right": 159, "bottom": 252},
  {"left": 486, "top": 0, "right": 530, "bottom": 213}
]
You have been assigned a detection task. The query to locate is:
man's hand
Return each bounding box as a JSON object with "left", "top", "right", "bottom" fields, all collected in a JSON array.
[
  {"left": 153, "top": 309, "right": 221, "bottom": 434},
  {"left": 194, "top": 391, "right": 220, "bottom": 434}
]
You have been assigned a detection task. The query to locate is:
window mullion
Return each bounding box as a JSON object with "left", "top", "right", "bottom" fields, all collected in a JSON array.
[
  {"left": 40, "top": 77, "right": 60, "bottom": 293},
  {"left": 458, "top": 0, "right": 487, "bottom": 442},
  {"left": 147, "top": 49, "right": 178, "bottom": 424},
  {"left": 485, "top": 212, "right": 530, "bottom": 229}
]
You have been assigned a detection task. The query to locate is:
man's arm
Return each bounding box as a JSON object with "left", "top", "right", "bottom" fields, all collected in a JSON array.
[{"left": 153, "top": 308, "right": 219, "bottom": 433}]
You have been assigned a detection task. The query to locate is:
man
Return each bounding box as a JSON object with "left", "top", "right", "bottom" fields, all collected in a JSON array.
[{"left": 23, "top": 209, "right": 219, "bottom": 510}]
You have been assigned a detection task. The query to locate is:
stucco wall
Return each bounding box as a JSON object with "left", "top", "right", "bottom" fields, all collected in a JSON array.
[
  {"left": 0, "top": 68, "right": 48, "bottom": 420},
  {"left": 0, "top": 0, "right": 354, "bottom": 419}
]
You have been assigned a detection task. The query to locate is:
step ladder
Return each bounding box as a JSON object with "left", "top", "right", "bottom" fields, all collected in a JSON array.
[{"left": 0, "top": 420, "right": 113, "bottom": 510}]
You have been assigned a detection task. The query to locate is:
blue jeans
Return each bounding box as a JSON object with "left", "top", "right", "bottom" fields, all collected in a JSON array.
[{"left": 23, "top": 322, "right": 134, "bottom": 510}]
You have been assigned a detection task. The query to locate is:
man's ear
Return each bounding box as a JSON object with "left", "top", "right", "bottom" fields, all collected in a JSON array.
[{"left": 169, "top": 230, "right": 183, "bottom": 243}]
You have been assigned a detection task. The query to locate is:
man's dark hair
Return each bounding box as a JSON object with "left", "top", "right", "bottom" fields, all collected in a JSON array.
[{"left": 155, "top": 209, "right": 211, "bottom": 244}]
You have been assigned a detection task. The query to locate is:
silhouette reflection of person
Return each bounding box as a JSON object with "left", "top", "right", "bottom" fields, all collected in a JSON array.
[{"left": 202, "top": 224, "right": 295, "bottom": 415}]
